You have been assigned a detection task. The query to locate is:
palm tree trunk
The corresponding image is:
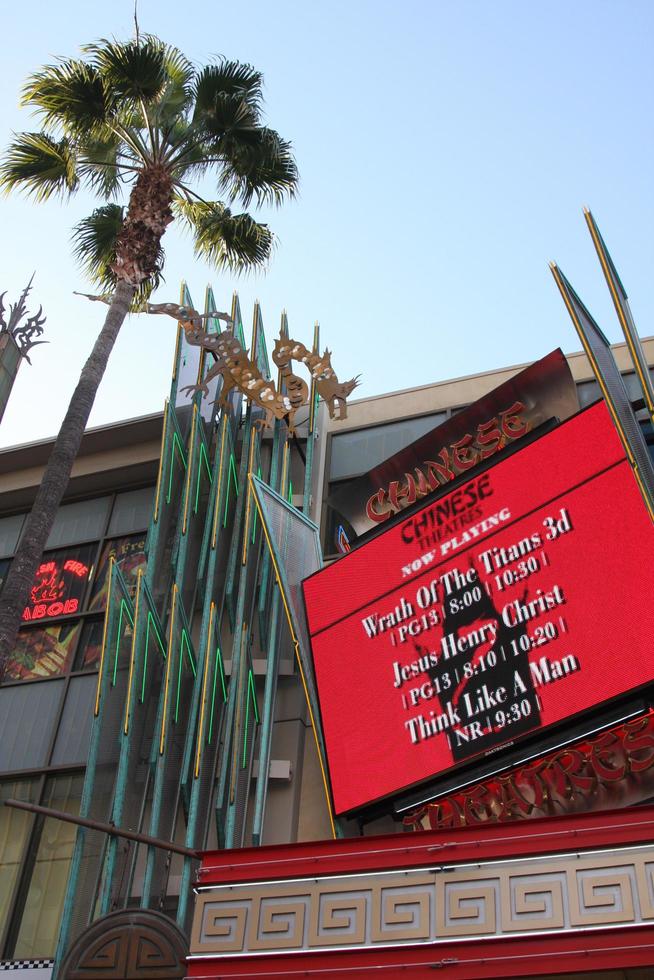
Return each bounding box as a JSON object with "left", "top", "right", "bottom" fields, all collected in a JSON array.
[{"left": 0, "top": 279, "right": 136, "bottom": 675}]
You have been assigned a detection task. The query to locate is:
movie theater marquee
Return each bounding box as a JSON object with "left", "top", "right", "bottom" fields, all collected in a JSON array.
[{"left": 304, "top": 399, "right": 654, "bottom": 816}]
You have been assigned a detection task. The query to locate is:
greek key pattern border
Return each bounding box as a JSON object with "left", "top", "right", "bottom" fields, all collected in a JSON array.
[{"left": 190, "top": 844, "right": 654, "bottom": 957}]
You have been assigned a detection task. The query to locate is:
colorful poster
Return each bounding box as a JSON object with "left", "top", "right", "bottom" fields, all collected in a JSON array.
[
  {"left": 7, "top": 622, "right": 82, "bottom": 681},
  {"left": 89, "top": 534, "right": 146, "bottom": 612}
]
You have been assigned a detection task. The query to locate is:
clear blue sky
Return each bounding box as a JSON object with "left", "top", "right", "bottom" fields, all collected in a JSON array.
[{"left": 1, "top": 0, "right": 652, "bottom": 448}]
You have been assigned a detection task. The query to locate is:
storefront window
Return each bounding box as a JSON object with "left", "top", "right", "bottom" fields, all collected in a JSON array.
[
  {"left": 51, "top": 676, "right": 97, "bottom": 766},
  {"left": 0, "top": 515, "right": 23, "bottom": 559},
  {"left": 0, "top": 779, "right": 37, "bottom": 931},
  {"left": 0, "top": 488, "right": 155, "bottom": 955},
  {"left": 76, "top": 619, "right": 105, "bottom": 671},
  {"left": 89, "top": 533, "right": 147, "bottom": 612},
  {"left": 45, "top": 497, "right": 111, "bottom": 549},
  {"left": 576, "top": 380, "right": 601, "bottom": 407},
  {"left": 107, "top": 487, "right": 154, "bottom": 536},
  {"left": 13, "top": 772, "right": 83, "bottom": 958},
  {"left": 5, "top": 622, "right": 81, "bottom": 682},
  {"left": 0, "top": 681, "right": 65, "bottom": 772},
  {"left": 329, "top": 412, "right": 447, "bottom": 481}
]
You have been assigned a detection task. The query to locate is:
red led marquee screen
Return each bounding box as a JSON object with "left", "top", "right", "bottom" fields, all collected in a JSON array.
[{"left": 303, "top": 401, "right": 654, "bottom": 815}]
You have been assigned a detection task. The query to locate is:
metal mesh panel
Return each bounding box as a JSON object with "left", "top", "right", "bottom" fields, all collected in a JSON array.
[
  {"left": 214, "top": 528, "right": 263, "bottom": 848},
  {"left": 57, "top": 564, "right": 134, "bottom": 954},
  {"left": 249, "top": 477, "right": 325, "bottom": 755},
  {"left": 103, "top": 578, "right": 166, "bottom": 912},
  {"left": 236, "top": 673, "right": 258, "bottom": 849},
  {"left": 174, "top": 593, "right": 229, "bottom": 930},
  {"left": 142, "top": 590, "right": 197, "bottom": 910},
  {"left": 146, "top": 402, "right": 187, "bottom": 611},
  {"left": 250, "top": 477, "right": 322, "bottom": 661},
  {"left": 257, "top": 425, "right": 286, "bottom": 637},
  {"left": 249, "top": 477, "right": 336, "bottom": 837},
  {"left": 559, "top": 269, "right": 654, "bottom": 496},
  {"left": 179, "top": 414, "right": 212, "bottom": 615},
  {"left": 585, "top": 208, "right": 654, "bottom": 422},
  {"left": 173, "top": 285, "right": 202, "bottom": 426}
]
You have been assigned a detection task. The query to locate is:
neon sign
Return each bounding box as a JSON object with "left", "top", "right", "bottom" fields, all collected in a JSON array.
[{"left": 22, "top": 552, "right": 90, "bottom": 622}]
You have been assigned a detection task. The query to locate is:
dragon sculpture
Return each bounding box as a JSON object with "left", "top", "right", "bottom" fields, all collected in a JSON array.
[
  {"left": 144, "top": 301, "right": 360, "bottom": 432},
  {"left": 75, "top": 294, "right": 359, "bottom": 431}
]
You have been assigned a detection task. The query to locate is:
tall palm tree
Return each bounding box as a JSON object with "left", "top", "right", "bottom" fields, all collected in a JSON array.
[{"left": 0, "top": 35, "right": 298, "bottom": 667}]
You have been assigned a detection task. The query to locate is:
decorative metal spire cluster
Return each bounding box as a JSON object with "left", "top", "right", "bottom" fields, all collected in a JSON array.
[{"left": 0, "top": 274, "right": 47, "bottom": 363}]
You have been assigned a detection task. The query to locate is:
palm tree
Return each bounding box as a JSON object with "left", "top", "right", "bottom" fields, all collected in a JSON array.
[{"left": 0, "top": 35, "right": 298, "bottom": 667}]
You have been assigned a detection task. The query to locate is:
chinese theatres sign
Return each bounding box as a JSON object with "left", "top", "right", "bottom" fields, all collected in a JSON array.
[
  {"left": 404, "top": 713, "right": 654, "bottom": 831},
  {"left": 329, "top": 348, "right": 578, "bottom": 541}
]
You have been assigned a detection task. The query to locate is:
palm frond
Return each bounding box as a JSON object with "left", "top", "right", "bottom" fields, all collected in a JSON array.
[
  {"left": 0, "top": 132, "right": 79, "bottom": 200},
  {"left": 193, "top": 91, "right": 258, "bottom": 143},
  {"left": 158, "top": 41, "right": 195, "bottom": 90},
  {"left": 167, "top": 128, "right": 211, "bottom": 175},
  {"left": 71, "top": 203, "right": 125, "bottom": 284},
  {"left": 72, "top": 204, "right": 162, "bottom": 306},
  {"left": 84, "top": 36, "right": 168, "bottom": 103},
  {"left": 155, "top": 77, "right": 195, "bottom": 137},
  {"left": 217, "top": 128, "right": 298, "bottom": 207},
  {"left": 193, "top": 61, "right": 263, "bottom": 119},
  {"left": 174, "top": 196, "right": 273, "bottom": 272},
  {"left": 6, "top": 37, "right": 296, "bottom": 283},
  {"left": 21, "top": 60, "right": 111, "bottom": 136},
  {"left": 148, "top": 39, "right": 195, "bottom": 132},
  {"left": 156, "top": 79, "right": 193, "bottom": 130},
  {"left": 77, "top": 135, "right": 127, "bottom": 198}
]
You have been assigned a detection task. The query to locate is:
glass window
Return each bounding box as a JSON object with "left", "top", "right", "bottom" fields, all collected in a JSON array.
[
  {"left": 108, "top": 487, "right": 154, "bottom": 536},
  {"left": 6, "top": 622, "right": 81, "bottom": 683},
  {"left": 0, "top": 514, "right": 24, "bottom": 558},
  {"left": 0, "top": 779, "right": 38, "bottom": 931},
  {"left": 0, "top": 681, "right": 65, "bottom": 772},
  {"left": 641, "top": 420, "right": 654, "bottom": 466},
  {"left": 14, "top": 772, "right": 84, "bottom": 958},
  {"left": 324, "top": 480, "right": 357, "bottom": 555},
  {"left": 88, "top": 533, "right": 147, "bottom": 612},
  {"left": 75, "top": 619, "right": 105, "bottom": 671},
  {"left": 622, "top": 371, "right": 642, "bottom": 401},
  {"left": 51, "top": 676, "right": 97, "bottom": 766},
  {"left": 0, "top": 557, "right": 8, "bottom": 594},
  {"left": 329, "top": 412, "right": 447, "bottom": 480},
  {"left": 576, "top": 380, "right": 601, "bottom": 408},
  {"left": 45, "top": 497, "right": 111, "bottom": 549},
  {"left": 21, "top": 543, "right": 96, "bottom": 625}
]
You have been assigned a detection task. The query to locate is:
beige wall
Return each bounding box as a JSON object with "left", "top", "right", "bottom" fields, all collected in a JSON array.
[
  {"left": 324, "top": 337, "right": 654, "bottom": 434},
  {"left": 0, "top": 414, "right": 163, "bottom": 512}
]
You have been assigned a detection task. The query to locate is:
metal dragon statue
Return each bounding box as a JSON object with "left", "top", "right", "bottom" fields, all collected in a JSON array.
[
  {"left": 77, "top": 293, "right": 359, "bottom": 432},
  {"left": 150, "top": 301, "right": 359, "bottom": 431}
]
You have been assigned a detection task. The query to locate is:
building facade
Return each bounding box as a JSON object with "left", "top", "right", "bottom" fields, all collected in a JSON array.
[{"left": 0, "top": 298, "right": 653, "bottom": 974}]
